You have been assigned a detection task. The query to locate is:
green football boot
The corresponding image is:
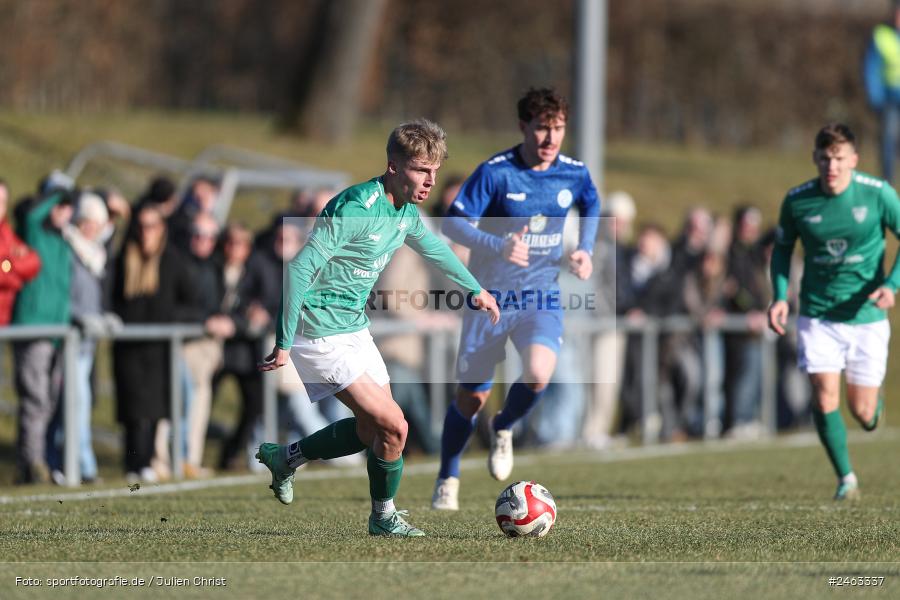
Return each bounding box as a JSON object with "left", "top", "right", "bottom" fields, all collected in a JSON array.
[
  {"left": 368, "top": 510, "right": 425, "bottom": 537},
  {"left": 861, "top": 395, "right": 884, "bottom": 432},
  {"left": 255, "top": 443, "right": 295, "bottom": 505},
  {"left": 834, "top": 480, "right": 861, "bottom": 502}
]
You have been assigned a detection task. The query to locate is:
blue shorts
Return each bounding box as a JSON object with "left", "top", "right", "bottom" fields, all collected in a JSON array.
[{"left": 456, "top": 308, "right": 563, "bottom": 392}]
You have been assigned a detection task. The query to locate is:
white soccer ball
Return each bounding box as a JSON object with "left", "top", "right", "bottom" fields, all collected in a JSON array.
[{"left": 494, "top": 480, "right": 557, "bottom": 538}]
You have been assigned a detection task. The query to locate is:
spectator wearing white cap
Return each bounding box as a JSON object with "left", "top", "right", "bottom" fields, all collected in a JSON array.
[
  {"left": 47, "top": 191, "right": 121, "bottom": 484},
  {"left": 583, "top": 191, "right": 636, "bottom": 449}
]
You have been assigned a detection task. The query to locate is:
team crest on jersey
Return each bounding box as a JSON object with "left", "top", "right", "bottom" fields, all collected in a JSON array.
[
  {"left": 852, "top": 206, "right": 868, "bottom": 223},
  {"left": 372, "top": 254, "right": 390, "bottom": 270},
  {"left": 529, "top": 214, "right": 547, "bottom": 233},
  {"left": 557, "top": 189, "right": 573, "bottom": 209},
  {"left": 826, "top": 238, "right": 848, "bottom": 257}
]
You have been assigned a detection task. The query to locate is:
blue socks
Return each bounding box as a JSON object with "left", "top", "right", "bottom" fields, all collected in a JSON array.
[
  {"left": 438, "top": 383, "right": 545, "bottom": 479},
  {"left": 492, "top": 382, "right": 544, "bottom": 431},
  {"left": 438, "top": 403, "right": 476, "bottom": 479}
]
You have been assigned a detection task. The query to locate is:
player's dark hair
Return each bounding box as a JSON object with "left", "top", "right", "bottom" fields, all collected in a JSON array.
[
  {"left": 517, "top": 88, "right": 569, "bottom": 123},
  {"left": 814, "top": 123, "right": 856, "bottom": 150}
]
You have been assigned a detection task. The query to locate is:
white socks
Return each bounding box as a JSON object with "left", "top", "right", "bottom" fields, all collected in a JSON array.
[
  {"left": 285, "top": 441, "right": 308, "bottom": 469},
  {"left": 372, "top": 498, "right": 395, "bottom": 516}
]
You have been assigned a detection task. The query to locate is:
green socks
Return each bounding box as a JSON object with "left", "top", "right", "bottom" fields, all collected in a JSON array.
[
  {"left": 368, "top": 450, "right": 403, "bottom": 512},
  {"left": 294, "top": 418, "right": 367, "bottom": 462},
  {"left": 288, "top": 418, "right": 405, "bottom": 514},
  {"left": 813, "top": 409, "right": 853, "bottom": 478}
]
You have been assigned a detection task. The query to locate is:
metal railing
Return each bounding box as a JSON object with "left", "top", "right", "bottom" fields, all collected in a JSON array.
[
  {"left": 1, "top": 314, "right": 791, "bottom": 486},
  {"left": 368, "top": 314, "right": 789, "bottom": 445},
  {"left": 0, "top": 323, "right": 204, "bottom": 487}
]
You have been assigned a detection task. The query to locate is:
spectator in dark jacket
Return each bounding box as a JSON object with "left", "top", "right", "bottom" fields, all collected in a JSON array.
[
  {"left": 723, "top": 205, "right": 770, "bottom": 438},
  {"left": 182, "top": 213, "right": 230, "bottom": 478},
  {"left": 112, "top": 204, "right": 200, "bottom": 483},
  {"left": 617, "top": 223, "right": 671, "bottom": 438},
  {"left": 670, "top": 206, "right": 713, "bottom": 279},
  {"left": 213, "top": 223, "right": 279, "bottom": 470}
]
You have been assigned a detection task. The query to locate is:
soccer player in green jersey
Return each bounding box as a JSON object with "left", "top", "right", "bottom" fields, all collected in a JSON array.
[
  {"left": 768, "top": 123, "right": 900, "bottom": 501},
  {"left": 256, "top": 119, "right": 500, "bottom": 536}
]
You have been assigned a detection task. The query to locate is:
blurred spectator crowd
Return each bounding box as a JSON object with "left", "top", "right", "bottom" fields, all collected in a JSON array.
[{"left": 0, "top": 170, "right": 811, "bottom": 486}]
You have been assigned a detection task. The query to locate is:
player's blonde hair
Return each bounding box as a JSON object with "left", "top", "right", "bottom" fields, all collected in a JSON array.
[{"left": 386, "top": 118, "right": 448, "bottom": 164}]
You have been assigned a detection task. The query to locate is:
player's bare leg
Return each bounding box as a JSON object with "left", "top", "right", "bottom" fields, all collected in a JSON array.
[
  {"left": 332, "top": 376, "right": 423, "bottom": 536},
  {"left": 846, "top": 383, "right": 883, "bottom": 431},
  {"left": 810, "top": 372, "right": 859, "bottom": 501}
]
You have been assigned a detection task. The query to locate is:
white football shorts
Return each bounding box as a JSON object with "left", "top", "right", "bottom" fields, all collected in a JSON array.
[
  {"left": 289, "top": 328, "right": 390, "bottom": 402},
  {"left": 796, "top": 316, "right": 890, "bottom": 387}
]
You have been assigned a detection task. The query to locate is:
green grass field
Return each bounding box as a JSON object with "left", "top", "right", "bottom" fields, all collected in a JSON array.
[
  {"left": 1, "top": 431, "right": 899, "bottom": 598},
  {"left": 2, "top": 112, "right": 900, "bottom": 597}
]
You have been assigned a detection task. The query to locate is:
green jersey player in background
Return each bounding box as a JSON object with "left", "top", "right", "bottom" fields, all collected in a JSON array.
[
  {"left": 257, "top": 119, "right": 500, "bottom": 536},
  {"left": 768, "top": 123, "right": 900, "bottom": 500}
]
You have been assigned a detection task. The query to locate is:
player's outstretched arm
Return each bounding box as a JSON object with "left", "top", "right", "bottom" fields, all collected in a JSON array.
[{"left": 767, "top": 300, "right": 790, "bottom": 336}]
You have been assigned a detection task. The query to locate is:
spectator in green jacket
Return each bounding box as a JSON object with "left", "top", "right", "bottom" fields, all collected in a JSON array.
[{"left": 12, "top": 184, "right": 74, "bottom": 484}]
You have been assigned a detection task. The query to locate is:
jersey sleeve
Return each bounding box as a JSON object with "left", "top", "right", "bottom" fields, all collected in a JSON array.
[
  {"left": 576, "top": 171, "right": 601, "bottom": 254},
  {"left": 406, "top": 215, "right": 482, "bottom": 294},
  {"left": 880, "top": 184, "right": 900, "bottom": 291},
  {"left": 447, "top": 162, "right": 495, "bottom": 219},
  {"left": 275, "top": 243, "right": 330, "bottom": 349},
  {"left": 442, "top": 161, "right": 506, "bottom": 251},
  {"left": 275, "top": 203, "right": 365, "bottom": 349},
  {"left": 306, "top": 201, "right": 367, "bottom": 260},
  {"left": 770, "top": 196, "right": 797, "bottom": 302}
]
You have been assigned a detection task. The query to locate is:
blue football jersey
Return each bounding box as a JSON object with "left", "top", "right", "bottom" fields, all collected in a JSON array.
[{"left": 445, "top": 146, "right": 600, "bottom": 293}]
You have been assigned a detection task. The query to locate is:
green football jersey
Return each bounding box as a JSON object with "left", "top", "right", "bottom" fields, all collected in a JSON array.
[
  {"left": 276, "top": 177, "right": 482, "bottom": 347},
  {"left": 772, "top": 171, "right": 900, "bottom": 324}
]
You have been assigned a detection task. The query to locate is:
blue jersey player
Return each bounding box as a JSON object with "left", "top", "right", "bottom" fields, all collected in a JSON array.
[{"left": 432, "top": 88, "right": 600, "bottom": 510}]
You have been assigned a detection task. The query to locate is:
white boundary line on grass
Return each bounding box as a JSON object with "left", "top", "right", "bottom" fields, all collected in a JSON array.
[{"left": 0, "top": 428, "right": 895, "bottom": 505}]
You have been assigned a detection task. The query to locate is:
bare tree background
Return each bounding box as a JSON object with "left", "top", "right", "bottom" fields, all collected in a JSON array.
[{"left": 0, "top": 0, "right": 887, "bottom": 146}]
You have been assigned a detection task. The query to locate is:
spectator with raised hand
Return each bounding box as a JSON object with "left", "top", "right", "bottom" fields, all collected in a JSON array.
[
  {"left": 11, "top": 176, "right": 75, "bottom": 484},
  {"left": 0, "top": 179, "right": 41, "bottom": 326},
  {"left": 112, "top": 204, "right": 199, "bottom": 483},
  {"left": 168, "top": 176, "right": 220, "bottom": 253},
  {"left": 46, "top": 192, "right": 113, "bottom": 484}
]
